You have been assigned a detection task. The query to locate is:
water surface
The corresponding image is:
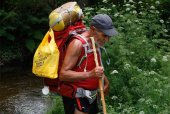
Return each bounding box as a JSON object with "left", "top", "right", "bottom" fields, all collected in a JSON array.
[{"left": 0, "top": 67, "right": 54, "bottom": 114}]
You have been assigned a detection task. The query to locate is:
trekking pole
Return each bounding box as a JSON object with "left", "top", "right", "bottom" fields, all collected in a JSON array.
[{"left": 90, "top": 37, "right": 107, "bottom": 114}]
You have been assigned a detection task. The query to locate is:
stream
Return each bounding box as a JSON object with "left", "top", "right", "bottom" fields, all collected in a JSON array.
[{"left": 0, "top": 66, "right": 55, "bottom": 114}]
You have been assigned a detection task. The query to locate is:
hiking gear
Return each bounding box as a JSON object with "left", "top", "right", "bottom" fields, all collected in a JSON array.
[
  {"left": 90, "top": 37, "right": 107, "bottom": 114},
  {"left": 32, "top": 28, "right": 59, "bottom": 79},
  {"left": 49, "top": 2, "right": 83, "bottom": 31},
  {"left": 43, "top": 21, "right": 86, "bottom": 98},
  {"left": 91, "top": 14, "right": 118, "bottom": 37},
  {"left": 45, "top": 34, "right": 100, "bottom": 98},
  {"left": 75, "top": 88, "right": 97, "bottom": 104}
]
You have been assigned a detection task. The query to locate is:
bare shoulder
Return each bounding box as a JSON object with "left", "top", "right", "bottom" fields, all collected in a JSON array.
[
  {"left": 62, "top": 38, "right": 83, "bottom": 69},
  {"left": 67, "top": 38, "right": 83, "bottom": 52}
]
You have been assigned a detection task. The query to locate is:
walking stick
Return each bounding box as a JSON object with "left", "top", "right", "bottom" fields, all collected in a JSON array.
[{"left": 90, "top": 37, "right": 107, "bottom": 114}]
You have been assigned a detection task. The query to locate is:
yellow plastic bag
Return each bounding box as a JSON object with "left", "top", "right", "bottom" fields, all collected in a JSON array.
[{"left": 32, "top": 28, "right": 59, "bottom": 79}]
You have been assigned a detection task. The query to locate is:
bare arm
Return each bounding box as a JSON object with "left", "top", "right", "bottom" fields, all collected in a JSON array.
[{"left": 60, "top": 39, "right": 104, "bottom": 82}]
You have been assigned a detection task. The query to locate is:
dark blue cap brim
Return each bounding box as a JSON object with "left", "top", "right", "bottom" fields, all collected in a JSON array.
[{"left": 100, "top": 27, "right": 118, "bottom": 37}]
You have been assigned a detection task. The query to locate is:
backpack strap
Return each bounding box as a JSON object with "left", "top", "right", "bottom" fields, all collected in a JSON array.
[{"left": 74, "top": 35, "right": 93, "bottom": 72}]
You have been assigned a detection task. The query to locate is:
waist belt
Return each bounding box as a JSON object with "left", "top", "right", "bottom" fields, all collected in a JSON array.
[{"left": 75, "top": 88, "right": 97, "bottom": 104}]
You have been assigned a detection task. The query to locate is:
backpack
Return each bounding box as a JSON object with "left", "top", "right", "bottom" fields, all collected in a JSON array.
[
  {"left": 32, "top": 2, "right": 87, "bottom": 97},
  {"left": 43, "top": 20, "right": 86, "bottom": 95}
]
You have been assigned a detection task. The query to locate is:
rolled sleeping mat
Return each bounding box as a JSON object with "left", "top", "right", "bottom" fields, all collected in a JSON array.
[{"left": 49, "top": 2, "right": 84, "bottom": 31}]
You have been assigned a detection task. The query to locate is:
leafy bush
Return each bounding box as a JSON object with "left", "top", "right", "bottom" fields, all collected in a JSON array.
[
  {"left": 46, "top": 95, "right": 64, "bottom": 114},
  {"left": 84, "top": 0, "right": 170, "bottom": 113}
]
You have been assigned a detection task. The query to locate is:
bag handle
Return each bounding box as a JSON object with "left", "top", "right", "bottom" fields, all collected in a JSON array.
[{"left": 48, "top": 28, "right": 58, "bottom": 52}]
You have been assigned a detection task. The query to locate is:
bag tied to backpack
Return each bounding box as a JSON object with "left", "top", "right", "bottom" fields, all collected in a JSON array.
[
  {"left": 32, "top": 28, "right": 59, "bottom": 79},
  {"left": 49, "top": 2, "right": 83, "bottom": 31}
]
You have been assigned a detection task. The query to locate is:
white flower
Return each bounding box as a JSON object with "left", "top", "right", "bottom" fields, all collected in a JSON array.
[
  {"left": 118, "top": 26, "right": 124, "bottom": 30},
  {"left": 139, "top": 12, "right": 143, "bottom": 15},
  {"left": 114, "top": 13, "right": 119, "bottom": 17},
  {"left": 131, "top": 5, "right": 136, "bottom": 8},
  {"left": 101, "top": 8, "right": 107, "bottom": 11},
  {"left": 160, "top": 19, "right": 164, "bottom": 23},
  {"left": 154, "top": 78, "right": 159, "bottom": 82},
  {"left": 127, "top": 19, "right": 132, "bottom": 24},
  {"left": 150, "top": 6, "right": 155, "bottom": 9},
  {"left": 139, "top": 111, "right": 145, "bottom": 114},
  {"left": 138, "top": 98, "right": 145, "bottom": 102},
  {"left": 149, "top": 71, "right": 156, "bottom": 75},
  {"left": 162, "top": 77, "right": 168, "bottom": 80},
  {"left": 137, "top": 68, "right": 142, "bottom": 72},
  {"left": 129, "top": 0, "right": 134, "bottom": 3},
  {"left": 111, "top": 95, "right": 118, "bottom": 100},
  {"left": 163, "top": 29, "right": 168, "bottom": 33},
  {"left": 145, "top": 98, "right": 152, "bottom": 104},
  {"left": 162, "top": 56, "right": 168, "bottom": 62},
  {"left": 133, "top": 10, "right": 137, "bottom": 14},
  {"left": 144, "top": 72, "right": 148, "bottom": 76},
  {"left": 151, "top": 58, "right": 157, "bottom": 63},
  {"left": 138, "top": 1, "right": 142, "bottom": 4},
  {"left": 142, "top": 40, "right": 146, "bottom": 42},
  {"left": 120, "top": 15, "right": 123, "bottom": 17},
  {"left": 124, "top": 63, "right": 131, "bottom": 69},
  {"left": 103, "top": 0, "right": 107, "bottom": 3},
  {"left": 112, "top": 4, "right": 116, "bottom": 7},
  {"left": 153, "top": 105, "right": 158, "bottom": 109},
  {"left": 125, "top": 4, "right": 130, "bottom": 7},
  {"left": 126, "top": 8, "right": 130, "bottom": 11},
  {"left": 130, "top": 51, "right": 134, "bottom": 55},
  {"left": 135, "top": 20, "right": 139, "bottom": 23},
  {"left": 155, "top": 1, "right": 160, "bottom": 4},
  {"left": 156, "top": 10, "right": 160, "bottom": 14},
  {"left": 111, "top": 70, "right": 118, "bottom": 74}
]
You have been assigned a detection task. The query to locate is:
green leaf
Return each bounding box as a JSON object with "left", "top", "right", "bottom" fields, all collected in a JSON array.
[
  {"left": 0, "top": 28, "right": 6, "bottom": 36},
  {"left": 6, "top": 33, "right": 15, "bottom": 41},
  {"left": 33, "top": 31, "right": 44, "bottom": 40},
  {"left": 25, "top": 39, "right": 36, "bottom": 52}
]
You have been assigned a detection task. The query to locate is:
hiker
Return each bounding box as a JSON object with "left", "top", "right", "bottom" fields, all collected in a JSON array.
[{"left": 60, "top": 14, "right": 118, "bottom": 114}]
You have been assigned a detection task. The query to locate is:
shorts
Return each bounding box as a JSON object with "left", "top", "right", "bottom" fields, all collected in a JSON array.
[{"left": 62, "top": 96, "right": 99, "bottom": 114}]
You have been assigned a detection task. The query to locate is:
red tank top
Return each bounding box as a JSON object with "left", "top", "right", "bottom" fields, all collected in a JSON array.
[{"left": 71, "top": 35, "right": 102, "bottom": 90}]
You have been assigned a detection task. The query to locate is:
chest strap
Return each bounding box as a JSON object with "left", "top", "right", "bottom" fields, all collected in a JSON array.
[{"left": 76, "top": 35, "right": 93, "bottom": 71}]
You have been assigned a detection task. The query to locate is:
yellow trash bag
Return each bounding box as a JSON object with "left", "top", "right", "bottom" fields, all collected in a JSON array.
[{"left": 32, "top": 28, "right": 59, "bottom": 79}]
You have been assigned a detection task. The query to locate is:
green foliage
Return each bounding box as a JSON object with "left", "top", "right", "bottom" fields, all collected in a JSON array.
[
  {"left": 46, "top": 95, "right": 64, "bottom": 114},
  {"left": 83, "top": 0, "right": 170, "bottom": 113},
  {"left": 0, "top": 0, "right": 52, "bottom": 64}
]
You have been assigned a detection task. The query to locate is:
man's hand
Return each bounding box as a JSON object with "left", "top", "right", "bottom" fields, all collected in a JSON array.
[{"left": 89, "top": 66, "right": 104, "bottom": 79}]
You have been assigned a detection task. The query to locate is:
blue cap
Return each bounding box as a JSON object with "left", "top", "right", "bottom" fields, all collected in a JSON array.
[{"left": 91, "top": 14, "right": 118, "bottom": 37}]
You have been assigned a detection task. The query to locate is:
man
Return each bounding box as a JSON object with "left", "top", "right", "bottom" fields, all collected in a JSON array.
[{"left": 60, "top": 14, "right": 118, "bottom": 114}]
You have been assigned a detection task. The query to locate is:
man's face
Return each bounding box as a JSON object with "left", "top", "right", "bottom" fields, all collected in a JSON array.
[{"left": 94, "top": 28, "right": 110, "bottom": 47}]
